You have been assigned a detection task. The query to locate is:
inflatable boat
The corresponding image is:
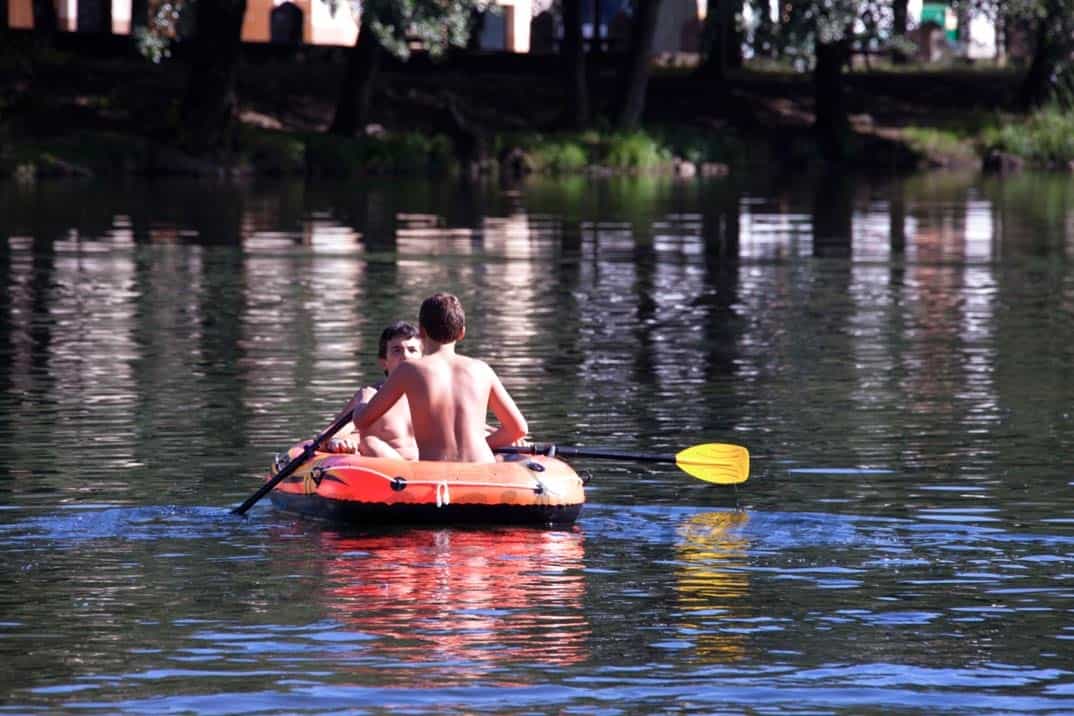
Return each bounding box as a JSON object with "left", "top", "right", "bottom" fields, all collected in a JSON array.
[{"left": 267, "top": 445, "right": 585, "bottom": 526}]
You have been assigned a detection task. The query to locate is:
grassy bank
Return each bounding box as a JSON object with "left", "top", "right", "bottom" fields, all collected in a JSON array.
[
  {"left": 896, "top": 101, "right": 1074, "bottom": 171},
  {"left": 1, "top": 47, "right": 1070, "bottom": 180},
  {"left": 984, "top": 103, "right": 1074, "bottom": 168},
  {"left": 1, "top": 124, "right": 750, "bottom": 181}
]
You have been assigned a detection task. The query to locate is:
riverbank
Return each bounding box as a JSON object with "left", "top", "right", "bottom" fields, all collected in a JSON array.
[{"left": 0, "top": 37, "right": 1061, "bottom": 181}]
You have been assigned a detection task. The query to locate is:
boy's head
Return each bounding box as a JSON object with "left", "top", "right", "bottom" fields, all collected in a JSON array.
[
  {"left": 378, "top": 321, "right": 421, "bottom": 375},
  {"left": 419, "top": 293, "right": 466, "bottom": 344}
]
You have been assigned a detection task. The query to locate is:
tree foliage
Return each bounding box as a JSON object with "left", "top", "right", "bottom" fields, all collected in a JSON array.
[{"left": 328, "top": 0, "right": 495, "bottom": 59}]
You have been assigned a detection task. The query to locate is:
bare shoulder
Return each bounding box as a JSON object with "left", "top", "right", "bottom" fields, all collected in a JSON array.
[{"left": 458, "top": 354, "right": 492, "bottom": 372}]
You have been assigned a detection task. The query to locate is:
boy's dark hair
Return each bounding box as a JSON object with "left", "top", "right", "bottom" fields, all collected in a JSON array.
[
  {"left": 378, "top": 321, "right": 419, "bottom": 359},
  {"left": 419, "top": 293, "right": 466, "bottom": 344}
]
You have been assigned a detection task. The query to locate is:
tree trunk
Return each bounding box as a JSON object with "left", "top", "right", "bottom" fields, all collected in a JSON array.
[
  {"left": 698, "top": 0, "right": 741, "bottom": 81},
  {"left": 751, "top": 0, "right": 773, "bottom": 58},
  {"left": 593, "top": 0, "right": 603, "bottom": 53},
  {"left": 561, "top": 0, "right": 589, "bottom": 127},
  {"left": 614, "top": 0, "right": 661, "bottom": 129},
  {"left": 813, "top": 34, "right": 851, "bottom": 160},
  {"left": 1018, "top": 19, "right": 1058, "bottom": 109},
  {"left": 77, "top": 0, "right": 111, "bottom": 32},
  {"left": 179, "top": 0, "right": 247, "bottom": 156},
  {"left": 812, "top": 170, "right": 853, "bottom": 257},
  {"left": 891, "top": 0, "right": 908, "bottom": 63},
  {"left": 31, "top": 0, "right": 58, "bottom": 48},
  {"left": 330, "top": 14, "right": 383, "bottom": 136},
  {"left": 465, "top": 8, "right": 485, "bottom": 51},
  {"left": 994, "top": 11, "right": 1006, "bottom": 64},
  {"left": 955, "top": 3, "right": 971, "bottom": 47},
  {"left": 130, "top": 0, "right": 148, "bottom": 32}
]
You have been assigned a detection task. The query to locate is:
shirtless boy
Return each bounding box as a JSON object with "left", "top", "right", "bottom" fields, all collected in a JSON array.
[
  {"left": 327, "top": 321, "right": 422, "bottom": 460},
  {"left": 350, "top": 293, "right": 528, "bottom": 463}
]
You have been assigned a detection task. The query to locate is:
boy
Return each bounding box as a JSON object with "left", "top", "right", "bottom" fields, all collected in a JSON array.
[
  {"left": 326, "top": 321, "right": 423, "bottom": 460},
  {"left": 351, "top": 293, "right": 528, "bottom": 463}
]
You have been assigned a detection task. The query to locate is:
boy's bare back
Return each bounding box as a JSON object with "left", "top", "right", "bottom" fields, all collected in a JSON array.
[
  {"left": 359, "top": 349, "right": 525, "bottom": 462},
  {"left": 352, "top": 293, "right": 528, "bottom": 463}
]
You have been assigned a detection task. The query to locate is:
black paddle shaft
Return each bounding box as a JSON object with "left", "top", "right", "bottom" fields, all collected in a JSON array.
[
  {"left": 495, "top": 443, "right": 677, "bottom": 463},
  {"left": 231, "top": 410, "right": 353, "bottom": 516}
]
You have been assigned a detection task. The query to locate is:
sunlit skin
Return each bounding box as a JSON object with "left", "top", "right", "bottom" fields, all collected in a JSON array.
[
  {"left": 352, "top": 327, "right": 528, "bottom": 463},
  {"left": 328, "top": 336, "right": 423, "bottom": 460}
]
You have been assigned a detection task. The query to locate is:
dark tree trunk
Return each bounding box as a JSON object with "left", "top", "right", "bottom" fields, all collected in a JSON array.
[
  {"left": 955, "top": 3, "right": 971, "bottom": 46},
  {"left": 889, "top": 182, "right": 905, "bottom": 255},
  {"left": 727, "top": 4, "right": 743, "bottom": 69},
  {"left": 561, "top": 0, "right": 589, "bottom": 127},
  {"left": 130, "top": 0, "right": 148, "bottom": 31},
  {"left": 330, "top": 15, "right": 383, "bottom": 136},
  {"left": 593, "top": 0, "right": 603, "bottom": 53},
  {"left": 465, "top": 8, "right": 484, "bottom": 51},
  {"left": 813, "top": 33, "right": 851, "bottom": 160},
  {"left": 994, "top": 11, "right": 1006, "bottom": 63},
  {"left": 1018, "top": 19, "right": 1058, "bottom": 109},
  {"left": 698, "top": 0, "right": 741, "bottom": 81},
  {"left": 892, "top": 0, "right": 907, "bottom": 38},
  {"left": 891, "top": 0, "right": 908, "bottom": 63},
  {"left": 751, "top": 0, "right": 773, "bottom": 58},
  {"left": 179, "top": 0, "right": 247, "bottom": 156},
  {"left": 812, "top": 170, "right": 853, "bottom": 257},
  {"left": 614, "top": 0, "right": 662, "bottom": 129},
  {"left": 77, "top": 0, "right": 111, "bottom": 33},
  {"left": 31, "top": 0, "right": 59, "bottom": 48}
]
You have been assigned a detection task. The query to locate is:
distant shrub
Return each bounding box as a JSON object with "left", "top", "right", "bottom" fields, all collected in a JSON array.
[
  {"left": 603, "top": 132, "right": 670, "bottom": 170},
  {"left": 901, "top": 127, "right": 977, "bottom": 163},
  {"left": 305, "top": 131, "right": 454, "bottom": 177},
  {"left": 240, "top": 129, "right": 306, "bottom": 175},
  {"left": 986, "top": 104, "right": 1074, "bottom": 165},
  {"left": 529, "top": 138, "right": 590, "bottom": 173}
]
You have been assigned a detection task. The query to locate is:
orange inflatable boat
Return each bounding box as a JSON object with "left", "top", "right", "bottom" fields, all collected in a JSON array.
[{"left": 267, "top": 445, "right": 586, "bottom": 526}]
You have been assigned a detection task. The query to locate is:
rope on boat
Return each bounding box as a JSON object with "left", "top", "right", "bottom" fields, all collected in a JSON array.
[
  {"left": 436, "top": 481, "right": 451, "bottom": 507},
  {"left": 323, "top": 464, "right": 564, "bottom": 499}
]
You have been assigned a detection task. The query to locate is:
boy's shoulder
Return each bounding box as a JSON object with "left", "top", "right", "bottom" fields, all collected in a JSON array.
[{"left": 452, "top": 353, "right": 491, "bottom": 371}]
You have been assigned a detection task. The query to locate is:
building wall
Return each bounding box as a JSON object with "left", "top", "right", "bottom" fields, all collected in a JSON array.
[
  {"left": 10, "top": 0, "right": 33, "bottom": 28},
  {"left": 307, "top": 0, "right": 358, "bottom": 47},
  {"left": 111, "top": 0, "right": 129, "bottom": 33},
  {"left": 652, "top": 0, "right": 696, "bottom": 53}
]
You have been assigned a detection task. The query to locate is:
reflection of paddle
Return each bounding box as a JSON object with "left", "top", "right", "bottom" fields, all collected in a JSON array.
[
  {"left": 495, "top": 443, "right": 749, "bottom": 485},
  {"left": 231, "top": 411, "right": 353, "bottom": 516}
]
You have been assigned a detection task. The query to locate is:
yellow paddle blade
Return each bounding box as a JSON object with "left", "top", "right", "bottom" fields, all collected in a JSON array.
[{"left": 674, "top": 444, "right": 750, "bottom": 484}]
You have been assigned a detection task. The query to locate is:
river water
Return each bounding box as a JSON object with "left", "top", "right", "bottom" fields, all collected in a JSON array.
[{"left": 1, "top": 169, "right": 1073, "bottom": 713}]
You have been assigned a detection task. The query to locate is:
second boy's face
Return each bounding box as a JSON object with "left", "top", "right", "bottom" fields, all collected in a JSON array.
[{"left": 382, "top": 336, "right": 422, "bottom": 374}]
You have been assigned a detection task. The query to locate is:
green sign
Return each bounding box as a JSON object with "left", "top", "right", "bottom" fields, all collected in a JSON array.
[{"left": 921, "top": 2, "right": 958, "bottom": 42}]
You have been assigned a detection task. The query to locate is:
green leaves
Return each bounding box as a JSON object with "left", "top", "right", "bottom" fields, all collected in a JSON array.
[{"left": 351, "top": 0, "right": 495, "bottom": 59}]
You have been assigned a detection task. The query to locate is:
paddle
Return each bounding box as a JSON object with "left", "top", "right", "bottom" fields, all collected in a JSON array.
[
  {"left": 231, "top": 410, "right": 354, "bottom": 516},
  {"left": 495, "top": 442, "right": 750, "bottom": 485}
]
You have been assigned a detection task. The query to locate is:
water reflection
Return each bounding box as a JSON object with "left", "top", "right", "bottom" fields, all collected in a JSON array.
[
  {"left": 673, "top": 510, "right": 751, "bottom": 663},
  {"left": 3, "top": 172, "right": 1074, "bottom": 713},
  {"left": 314, "top": 527, "right": 589, "bottom": 677}
]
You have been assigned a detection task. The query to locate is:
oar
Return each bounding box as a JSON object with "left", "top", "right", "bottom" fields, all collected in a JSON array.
[
  {"left": 231, "top": 411, "right": 353, "bottom": 516},
  {"left": 495, "top": 442, "right": 749, "bottom": 485}
]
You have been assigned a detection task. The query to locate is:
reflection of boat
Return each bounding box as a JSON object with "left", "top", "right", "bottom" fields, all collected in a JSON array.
[
  {"left": 268, "top": 447, "right": 585, "bottom": 526},
  {"left": 317, "top": 527, "right": 590, "bottom": 674},
  {"left": 674, "top": 510, "right": 751, "bottom": 663}
]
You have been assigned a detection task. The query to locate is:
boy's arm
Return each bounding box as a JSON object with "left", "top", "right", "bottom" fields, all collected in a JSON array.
[
  {"left": 352, "top": 366, "right": 410, "bottom": 431},
  {"left": 485, "top": 371, "right": 528, "bottom": 449},
  {"left": 326, "top": 386, "right": 376, "bottom": 452}
]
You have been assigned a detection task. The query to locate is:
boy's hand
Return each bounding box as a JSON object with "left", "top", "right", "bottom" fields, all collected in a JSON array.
[{"left": 325, "top": 437, "right": 360, "bottom": 453}]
